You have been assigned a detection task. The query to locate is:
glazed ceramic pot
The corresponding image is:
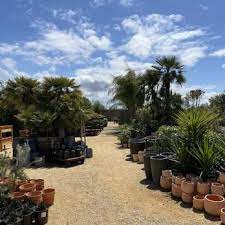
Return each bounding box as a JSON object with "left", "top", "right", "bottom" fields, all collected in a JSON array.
[{"left": 204, "top": 194, "right": 225, "bottom": 216}]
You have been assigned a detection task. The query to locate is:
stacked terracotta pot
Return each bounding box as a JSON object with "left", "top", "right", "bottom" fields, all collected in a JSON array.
[
  {"left": 160, "top": 170, "right": 172, "bottom": 190},
  {"left": 11, "top": 178, "right": 55, "bottom": 206},
  {"left": 181, "top": 179, "right": 195, "bottom": 203},
  {"left": 172, "top": 175, "right": 185, "bottom": 198}
]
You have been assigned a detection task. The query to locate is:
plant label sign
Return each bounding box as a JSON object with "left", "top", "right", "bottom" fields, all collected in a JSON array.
[{"left": 41, "top": 212, "right": 47, "bottom": 218}]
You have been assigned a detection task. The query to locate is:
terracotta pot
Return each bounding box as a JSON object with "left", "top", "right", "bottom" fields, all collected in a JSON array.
[
  {"left": 197, "top": 182, "right": 210, "bottom": 195},
  {"left": 138, "top": 151, "right": 144, "bottom": 163},
  {"left": 30, "top": 179, "right": 44, "bottom": 191},
  {"left": 193, "top": 194, "right": 205, "bottom": 210},
  {"left": 182, "top": 192, "right": 193, "bottom": 204},
  {"left": 43, "top": 188, "right": 55, "bottom": 206},
  {"left": 172, "top": 183, "right": 182, "bottom": 198},
  {"left": 181, "top": 180, "right": 195, "bottom": 194},
  {"left": 219, "top": 173, "right": 225, "bottom": 184},
  {"left": 15, "top": 180, "right": 27, "bottom": 190},
  {"left": 204, "top": 194, "right": 225, "bottom": 216},
  {"left": 211, "top": 183, "right": 224, "bottom": 196},
  {"left": 26, "top": 191, "right": 42, "bottom": 204},
  {"left": 11, "top": 191, "right": 25, "bottom": 201},
  {"left": 162, "top": 170, "right": 172, "bottom": 177},
  {"left": 160, "top": 176, "right": 172, "bottom": 190},
  {"left": 132, "top": 154, "right": 139, "bottom": 162},
  {"left": 221, "top": 207, "right": 225, "bottom": 224},
  {"left": 19, "top": 183, "right": 36, "bottom": 193},
  {"left": 175, "top": 176, "right": 186, "bottom": 185}
]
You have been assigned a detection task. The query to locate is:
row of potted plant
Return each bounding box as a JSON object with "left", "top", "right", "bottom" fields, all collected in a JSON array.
[{"left": 160, "top": 169, "right": 225, "bottom": 222}]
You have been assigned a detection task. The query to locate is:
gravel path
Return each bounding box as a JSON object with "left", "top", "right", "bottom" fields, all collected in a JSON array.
[{"left": 26, "top": 122, "right": 220, "bottom": 225}]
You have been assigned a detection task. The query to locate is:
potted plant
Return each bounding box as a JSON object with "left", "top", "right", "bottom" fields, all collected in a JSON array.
[
  {"left": 21, "top": 201, "right": 35, "bottom": 225},
  {"left": 35, "top": 202, "right": 48, "bottom": 225}
]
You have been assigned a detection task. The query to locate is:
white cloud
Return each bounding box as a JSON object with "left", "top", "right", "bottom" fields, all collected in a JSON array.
[
  {"left": 120, "top": 14, "right": 206, "bottom": 66},
  {"left": 119, "top": 0, "right": 134, "bottom": 7},
  {"left": 52, "top": 9, "right": 80, "bottom": 24},
  {"left": 211, "top": 48, "right": 225, "bottom": 57}
]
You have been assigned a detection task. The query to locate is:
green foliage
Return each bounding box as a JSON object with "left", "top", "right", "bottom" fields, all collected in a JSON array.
[
  {"left": 117, "top": 124, "right": 132, "bottom": 144},
  {"left": 92, "top": 101, "right": 105, "bottom": 114}
]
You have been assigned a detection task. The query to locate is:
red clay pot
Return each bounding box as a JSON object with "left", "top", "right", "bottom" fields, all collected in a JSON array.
[
  {"left": 26, "top": 191, "right": 42, "bottom": 204},
  {"left": 181, "top": 180, "right": 195, "bottom": 194},
  {"left": 30, "top": 179, "right": 44, "bottom": 191},
  {"left": 42, "top": 188, "right": 55, "bottom": 206},
  {"left": 174, "top": 176, "right": 186, "bottom": 185},
  {"left": 160, "top": 176, "right": 172, "bottom": 190},
  {"left": 19, "top": 183, "right": 36, "bottom": 193},
  {"left": 172, "top": 183, "right": 182, "bottom": 198},
  {"left": 182, "top": 192, "right": 193, "bottom": 204},
  {"left": 197, "top": 182, "right": 210, "bottom": 195}
]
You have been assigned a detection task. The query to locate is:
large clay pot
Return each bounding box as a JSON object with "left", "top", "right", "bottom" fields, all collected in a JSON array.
[
  {"left": 182, "top": 192, "right": 193, "bottom": 203},
  {"left": 204, "top": 194, "right": 225, "bottom": 216},
  {"left": 193, "top": 194, "right": 205, "bottom": 210},
  {"left": 26, "top": 191, "right": 42, "bottom": 204},
  {"left": 42, "top": 188, "right": 55, "bottom": 206},
  {"left": 19, "top": 183, "right": 36, "bottom": 193},
  {"left": 175, "top": 176, "right": 186, "bottom": 185},
  {"left": 150, "top": 155, "right": 167, "bottom": 186},
  {"left": 219, "top": 173, "right": 225, "bottom": 184},
  {"left": 132, "top": 154, "right": 139, "bottom": 162},
  {"left": 172, "top": 183, "right": 182, "bottom": 198},
  {"left": 181, "top": 180, "right": 195, "bottom": 194},
  {"left": 211, "top": 183, "right": 224, "bottom": 196},
  {"left": 197, "top": 182, "right": 210, "bottom": 195},
  {"left": 138, "top": 151, "right": 144, "bottom": 163},
  {"left": 221, "top": 207, "right": 225, "bottom": 224},
  {"left": 30, "top": 179, "right": 44, "bottom": 191},
  {"left": 162, "top": 170, "right": 172, "bottom": 177},
  {"left": 160, "top": 176, "right": 172, "bottom": 190}
]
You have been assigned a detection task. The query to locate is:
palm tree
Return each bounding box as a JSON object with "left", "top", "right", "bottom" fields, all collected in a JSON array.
[
  {"left": 3, "top": 76, "right": 39, "bottom": 109},
  {"left": 110, "top": 69, "right": 144, "bottom": 120},
  {"left": 153, "top": 56, "right": 186, "bottom": 122}
]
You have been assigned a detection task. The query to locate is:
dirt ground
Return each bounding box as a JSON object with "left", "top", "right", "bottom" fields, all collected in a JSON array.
[{"left": 26, "top": 122, "right": 220, "bottom": 225}]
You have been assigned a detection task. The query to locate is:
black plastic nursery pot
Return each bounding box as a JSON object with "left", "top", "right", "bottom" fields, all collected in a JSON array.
[
  {"left": 150, "top": 155, "right": 167, "bottom": 186},
  {"left": 35, "top": 208, "right": 48, "bottom": 225},
  {"left": 22, "top": 212, "right": 34, "bottom": 225},
  {"left": 130, "top": 138, "right": 145, "bottom": 155}
]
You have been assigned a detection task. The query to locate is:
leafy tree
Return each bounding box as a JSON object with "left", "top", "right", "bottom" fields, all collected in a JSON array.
[
  {"left": 92, "top": 100, "right": 105, "bottom": 114},
  {"left": 184, "top": 89, "right": 205, "bottom": 108}
]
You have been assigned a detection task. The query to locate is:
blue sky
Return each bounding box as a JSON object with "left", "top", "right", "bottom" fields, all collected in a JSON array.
[{"left": 0, "top": 0, "right": 225, "bottom": 105}]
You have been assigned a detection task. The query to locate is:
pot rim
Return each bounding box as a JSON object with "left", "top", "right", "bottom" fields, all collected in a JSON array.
[
  {"left": 43, "top": 188, "right": 55, "bottom": 194},
  {"left": 193, "top": 194, "right": 205, "bottom": 200},
  {"left": 150, "top": 155, "right": 166, "bottom": 160},
  {"left": 26, "top": 191, "right": 42, "bottom": 197},
  {"left": 205, "top": 194, "right": 225, "bottom": 202},
  {"left": 212, "top": 182, "right": 223, "bottom": 187}
]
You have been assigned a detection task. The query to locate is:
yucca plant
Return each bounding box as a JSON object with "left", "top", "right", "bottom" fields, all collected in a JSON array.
[
  {"left": 175, "top": 109, "right": 218, "bottom": 147},
  {"left": 190, "top": 137, "right": 219, "bottom": 181}
]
